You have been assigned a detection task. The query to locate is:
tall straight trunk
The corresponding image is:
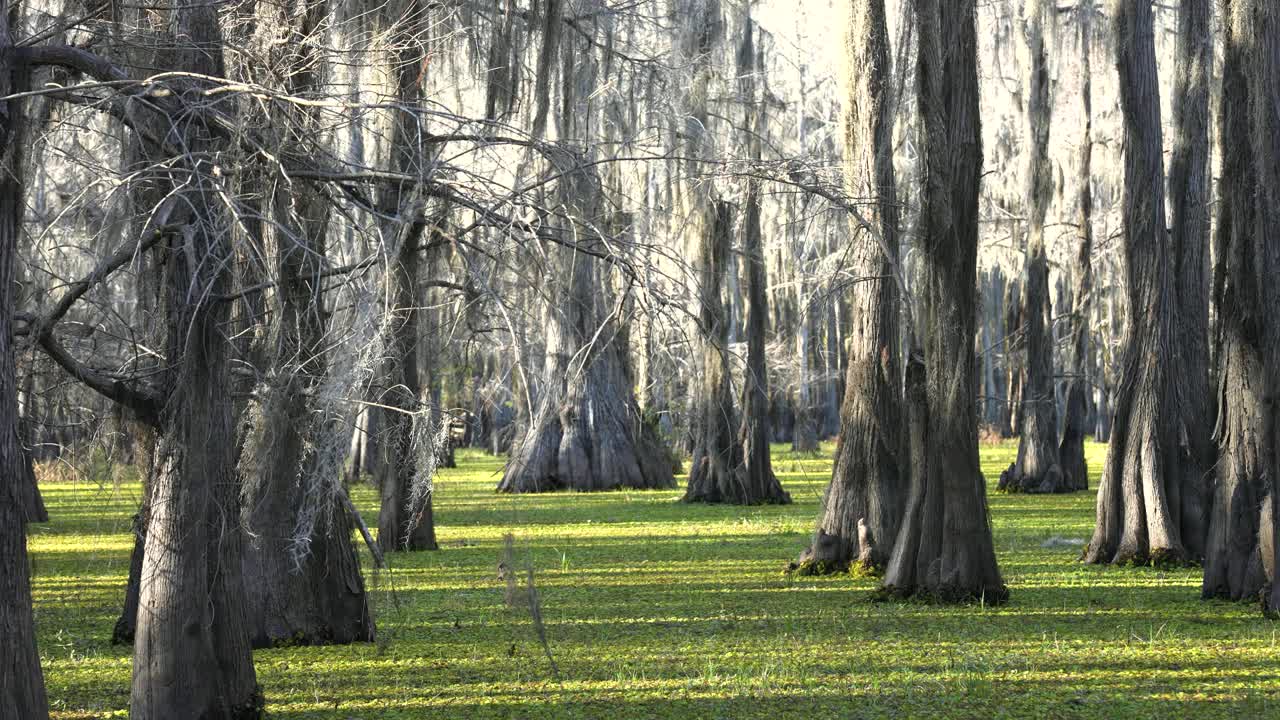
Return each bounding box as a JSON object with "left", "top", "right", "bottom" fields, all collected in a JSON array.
[
  {"left": 685, "top": 202, "right": 740, "bottom": 498},
  {"left": 881, "top": 0, "right": 1006, "bottom": 603},
  {"left": 1202, "top": 6, "right": 1263, "bottom": 598},
  {"left": 738, "top": 178, "right": 787, "bottom": 504},
  {"left": 1002, "top": 0, "right": 1064, "bottom": 494},
  {"left": 1084, "top": 0, "right": 1189, "bottom": 567},
  {"left": 109, "top": 0, "right": 177, "bottom": 646},
  {"left": 684, "top": 200, "right": 788, "bottom": 504},
  {"left": 1166, "top": 0, "right": 1213, "bottom": 559},
  {"left": 0, "top": 10, "right": 50, "bottom": 713},
  {"left": 498, "top": 4, "right": 675, "bottom": 494},
  {"left": 981, "top": 269, "right": 1005, "bottom": 430},
  {"left": 797, "top": 0, "right": 902, "bottom": 574},
  {"left": 131, "top": 6, "right": 262, "bottom": 716},
  {"left": 791, "top": 282, "right": 820, "bottom": 453},
  {"left": 238, "top": 0, "right": 373, "bottom": 646},
  {"left": 1244, "top": 0, "right": 1280, "bottom": 617},
  {"left": 376, "top": 0, "right": 438, "bottom": 552},
  {"left": 1002, "top": 274, "right": 1023, "bottom": 436},
  {"left": 1058, "top": 2, "right": 1095, "bottom": 493},
  {"left": 733, "top": 16, "right": 788, "bottom": 507}
]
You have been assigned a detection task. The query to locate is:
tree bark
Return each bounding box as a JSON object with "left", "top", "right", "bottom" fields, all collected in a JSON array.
[
  {"left": 0, "top": 9, "right": 50, "bottom": 713},
  {"left": 1084, "top": 0, "right": 1190, "bottom": 567},
  {"left": 683, "top": 199, "right": 789, "bottom": 505},
  {"left": 880, "top": 0, "right": 1006, "bottom": 603},
  {"left": 1002, "top": 275, "right": 1023, "bottom": 437},
  {"left": 1166, "top": 0, "right": 1213, "bottom": 560},
  {"left": 1002, "top": 0, "right": 1065, "bottom": 494},
  {"left": 375, "top": 0, "right": 438, "bottom": 552},
  {"left": 237, "top": 0, "right": 373, "bottom": 646},
  {"left": 1201, "top": 17, "right": 1265, "bottom": 598},
  {"left": 1255, "top": 0, "right": 1280, "bottom": 620},
  {"left": 733, "top": 16, "right": 787, "bottom": 505},
  {"left": 112, "top": 423, "right": 153, "bottom": 645},
  {"left": 797, "top": 0, "right": 902, "bottom": 574},
  {"left": 1058, "top": 1, "right": 1096, "bottom": 494},
  {"left": 737, "top": 178, "right": 789, "bottom": 506},
  {"left": 498, "top": 11, "right": 675, "bottom": 494},
  {"left": 127, "top": 6, "right": 263, "bottom": 718}
]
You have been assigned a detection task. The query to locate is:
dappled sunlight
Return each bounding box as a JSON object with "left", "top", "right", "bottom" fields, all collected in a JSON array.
[{"left": 33, "top": 441, "right": 1280, "bottom": 718}]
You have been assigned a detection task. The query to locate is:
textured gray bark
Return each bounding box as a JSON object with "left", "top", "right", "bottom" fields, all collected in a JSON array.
[
  {"left": 112, "top": 427, "right": 152, "bottom": 645},
  {"left": 499, "top": 160, "right": 673, "bottom": 494},
  {"left": 1242, "top": 0, "right": 1280, "bottom": 617},
  {"left": 130, "top": 5, "right": 262, "bottom": 714},
  {"left": 1166, "top": 0, "right": 1213, "bottom": 560},
  {"left": 732, "top": 17, "right": 788, "bottom": 507},
  {"left": 738, "top": 180, "right": 789, "bottom": 505},
  {"left": 498, "top": 10, "right": 675, "bottom": 495},
  {"left": 684, "top": 202, "right": 742, "bottom": 500},
  {"left": 797, "top": 0, "right": 902, "bottom": 574},
  {"left": 880, "top": 0, "right": 1006, "bottom": 603},
  {"left": 375, "top": 0, "right": 438, "bottom": 552},
  {"left": 1002, "top": 275, "right": 1023, "bottom": 436},
  {"left": 1058, "top": 3, "right": 1095, "bottom": 494},
  {"left": 0, "top": 10, "right": 50, "bottom": 713},
  {"left": 238, "top": 0, "right": 373, "bottom": 646},
  {"left": 1202, "top": 18, "right": 1265, "bottom": 598},
  {"left": 1002, "top": 0, "right": 1064, "bottom": 494},
  {"left": 1084, "top": 0, "right": 1188, "bottom": 567}
]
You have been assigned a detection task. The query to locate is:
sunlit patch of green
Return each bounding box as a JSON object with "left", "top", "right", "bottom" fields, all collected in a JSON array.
[{"left": 31, "top": 440, "right": 1280, "bottom": 718}]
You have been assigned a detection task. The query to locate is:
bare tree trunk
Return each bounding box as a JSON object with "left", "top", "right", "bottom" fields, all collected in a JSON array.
[
  {"left": 797, "top": 0, "right": 902, "bottom": 574},
  {"left": 1003, "top": 274, "right": 1023, "bottom": 437},
  {"left": 738, "top": 179, "right": 788, "bottom": 504},
  {"left": 376, "top": 0, "right": 438, "bottom": 552},
  {"left": 131, "top": 6, "right": 262, "bottom": 716},
  {"left": 684, "top": 199, "right": 788, "bottom": 504},
  {"left": 1201, "top": 10, "right": 1264, "bottom": 598},
  {"left": 1084, "top": 0, "right": 1189, "bottom": 567},
  {"left": 0, "top": 10, "right": 50, "bottom": 712},
  {"left": 112, "top": 422, "right": 153, "bottom": 645},
  {"left": 685, "top": 202, "right": 742, "bottom": 499},
  {"left": 1166, "top": 0, "right": 1213, "bottom": 560},
  {"left": 1002, "top": 0, "right": 1064, "bottom": 494},
  {"left": 1236, "top": 0, "right": 1280, "bottom": 616},
  {"left": 237, "top": 0, "right": 373, "bottom": 646},
  {"left": 499, "top": 8, "right": 675, "bottom": 494},
  {"left": 791, "top": 285, "right": 820, "bottom": 453},
  {"left": 1058, "top": 1, "right": 1095, "bottom": 494},
  {"left": 880, "top": 0, "right": 1006, "bottom": 603}
]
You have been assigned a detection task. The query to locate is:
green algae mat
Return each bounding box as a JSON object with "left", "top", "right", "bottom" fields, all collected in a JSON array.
[{"left": 29, "top": 441, "right": 1280, "bottom": 718}]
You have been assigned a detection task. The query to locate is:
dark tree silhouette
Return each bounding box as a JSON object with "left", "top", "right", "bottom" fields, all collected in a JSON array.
[{"left": 880, "top": 0, "right": 1006, "bottom": 604}]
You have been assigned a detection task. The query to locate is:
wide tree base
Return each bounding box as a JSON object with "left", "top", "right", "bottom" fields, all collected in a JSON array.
[
  {"left": 1082, "top": 544, "right": 1189, "bottom": 568},
  {"left": 874, "top": 582, "right": 1010, "bottom": 605},
  {"left": 498, "top": 395, "right": 675, "bottom": 494},
  {"left": 681, "top": 450, "right": 791, "bottom": 505},
  {"left": 998, "top": 461, "right": 1069, "bottom": 494},
  {"left": 790, "top": 526, "right": 879, "bottom": 576}
]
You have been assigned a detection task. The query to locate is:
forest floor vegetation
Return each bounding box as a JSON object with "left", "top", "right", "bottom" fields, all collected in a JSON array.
[{"left": 29, "top": 441, "right": 1280, "bottom": 718}]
